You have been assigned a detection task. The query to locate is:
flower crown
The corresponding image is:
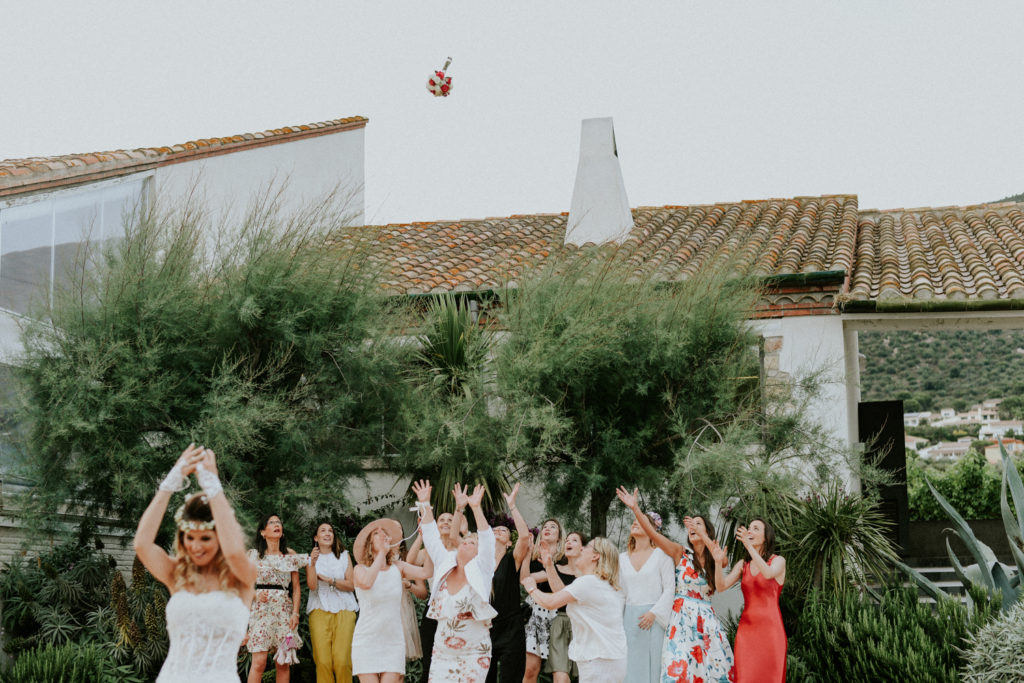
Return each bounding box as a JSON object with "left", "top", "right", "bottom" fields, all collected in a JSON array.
[
  {"left": 646, "top": 511, "right": 663, "bottom": 530},
  {"left": 174, "top": 495, "right": 216, "bottom": 532}
]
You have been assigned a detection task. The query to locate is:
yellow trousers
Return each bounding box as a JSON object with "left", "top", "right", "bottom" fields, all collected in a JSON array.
[{"left": 308, "top": 608, "right": 357, "bottom": 683}]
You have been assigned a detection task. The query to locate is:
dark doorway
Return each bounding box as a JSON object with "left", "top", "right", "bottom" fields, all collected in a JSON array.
[{"left": 858, "top": 400, "right": 909, "bottom": 551}]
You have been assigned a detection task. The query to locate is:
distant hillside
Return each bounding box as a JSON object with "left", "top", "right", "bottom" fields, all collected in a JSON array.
[
  {"left": 859, "top": 329, "right": 1024, "bottom": 412},
  {"left": 997, "top": 193, "right": 1024, "bottom": 203}
]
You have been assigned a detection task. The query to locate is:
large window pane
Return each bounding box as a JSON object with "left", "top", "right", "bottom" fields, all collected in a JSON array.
[
  {"left": 0, "top": 201, "right": 53, "bottom": 315},
  {"left": 53, "top": 194, "right": 102, "bottom": 298}
]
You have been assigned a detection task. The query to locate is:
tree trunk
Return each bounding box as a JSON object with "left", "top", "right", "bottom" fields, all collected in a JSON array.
[{"left": 590, "top": 488, "right": 613, "bottom": 538}]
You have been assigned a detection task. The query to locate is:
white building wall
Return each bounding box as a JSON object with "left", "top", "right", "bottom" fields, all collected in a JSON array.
[
  {"left": 154, "top": 127, "right": 365, "bottom": 228},
  {"left": 752, "top": 315, "right": 855, "bottom": 447}
]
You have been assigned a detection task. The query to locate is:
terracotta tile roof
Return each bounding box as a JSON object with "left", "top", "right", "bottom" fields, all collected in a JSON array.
[
  {"left": 0, "top": 116, "right": 367, "bottom": 197},
  {"left": 336, "top": 195, "right": 859, "bottom": 295},
  {"left": 851, "top": 202, "right": 1024, "bottom": 302}
]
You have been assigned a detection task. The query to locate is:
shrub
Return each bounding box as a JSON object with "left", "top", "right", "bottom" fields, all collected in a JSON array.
[
  {"left": 0, "top": 642, "right": 141, "bottom": 683},
  {"left": 780, "top": 483, "right": 901, "bottom": 596},
  {"left": 961, "top": 602, "right": 1024, "bottom": 681},
  {"left": 908, "top": 450, "right": 1002, "bottom": 521},
  {"left": 788, "top": 586, "right": 996, "bottom": 682}
]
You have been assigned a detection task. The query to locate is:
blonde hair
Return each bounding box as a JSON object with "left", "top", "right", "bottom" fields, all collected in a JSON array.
[
  {"left": 590, "top": 537, "right": 621, "bottom": 591},
  {"left": 531, "top": 518, "right": 565, "bottom": 563},
  {"left": 627, "top": 513, "right": 659, "bottom": 553},
  {"left": 171, "top": 494, "right": 238, "bottom": 594}
]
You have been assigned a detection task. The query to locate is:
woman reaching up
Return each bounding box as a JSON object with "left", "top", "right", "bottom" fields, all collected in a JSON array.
[
  {"left": 133, "top": 444, "right": 257, "bottom": 683},
  {"left": 616, "top": 486, "right": 734, "bottom": 683}
]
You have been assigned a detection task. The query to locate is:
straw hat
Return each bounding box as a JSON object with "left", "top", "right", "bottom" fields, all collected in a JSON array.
[{"left": 352, "top": 518, "right": 404, "bottom": 565}]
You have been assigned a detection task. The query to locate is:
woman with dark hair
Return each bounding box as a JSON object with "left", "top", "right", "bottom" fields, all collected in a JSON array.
[
  {"left": 714, "top": 518, "right": 786, "bottom": 683},
  {"left": 247, "top": 514, "right": 307, "bottom": 683},
  {"left": 307, "top": 522, "right": 358, "bottom": 683},
  {"left": 523, "top": 518, "right": 565, "bottom": 683},
  {"left": 616, "top": 487, "right": 734, "bottom": 683},
  {"left": 618, "top": 511, "right": 674, "bottom": 683},
  {"left": 133, "top": 444, "right": 257, "bottom": 682}
]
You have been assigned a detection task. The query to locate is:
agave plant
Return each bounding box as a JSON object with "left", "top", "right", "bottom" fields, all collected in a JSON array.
[{"left": 899, "top": 440, "right": 1023, "bottom": 612}]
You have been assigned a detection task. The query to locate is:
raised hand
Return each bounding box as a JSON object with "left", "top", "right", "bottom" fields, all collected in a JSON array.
[
  {"left": 412, "top": 479, "right": 432, "bottom": 503},
  {"left": 467, "top": 484, "right": 485, "bottom": 509},
  {"left": 708, "top": 538, "right": 728, "bottom": 566},
  {"left": 503, "top": 482, "right": 520, "bottom": 509},
  {"left": 735, "top": 526, "right": 752, "bottom": 548},
  {"left": 310, "top": 547, "right": 321, "bottom": 564},
  {"left": 616, "top": 486, "right": 640, "bottom": 511},
  {"left": 197, "top": 447, "right": 218, "bottom": 477},
  {"left": 176, "top": 443, "right": 204, "bottom": 476},
  {"left": 540, "top": 544, "right": 553, "bottom": 567},
  {"left": 452, "top": 483, "right": 470, "bottom": 509}
]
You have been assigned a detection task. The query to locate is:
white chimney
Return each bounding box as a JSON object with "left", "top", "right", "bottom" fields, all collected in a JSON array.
[{"left": 565, "top": 117, "right": 633, "bottom": 245}]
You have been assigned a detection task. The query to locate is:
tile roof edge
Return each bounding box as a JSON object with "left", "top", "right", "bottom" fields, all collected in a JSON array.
[
  {"left": 0, "top": 116, "right": 368, "bottom": 197},
  {"left": 861, "top": 200, "right": 1024, "bottom": 215}
]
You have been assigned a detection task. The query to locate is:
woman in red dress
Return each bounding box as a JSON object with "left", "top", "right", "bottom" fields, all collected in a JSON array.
[{"left": 714, "top": 518, "right": 786, "bottom": 683}]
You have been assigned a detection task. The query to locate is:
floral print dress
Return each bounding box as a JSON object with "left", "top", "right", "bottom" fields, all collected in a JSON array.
[
  {"left": 246, "top": 550, "right": 308, "bottom": 653},
  {"left": 426, "top": 581, "right": 499, "bottom": 683},
  {"left": 662, "top": 552, "right": 735, "bottom": 683}
]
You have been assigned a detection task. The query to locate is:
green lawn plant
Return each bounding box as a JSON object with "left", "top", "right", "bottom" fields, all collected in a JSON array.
[
  {"left": 787, "top": 585, "right": 996, "bottom": 683},
  {"left": 0, "top": 642, "right": 141, "bottom": 683}
]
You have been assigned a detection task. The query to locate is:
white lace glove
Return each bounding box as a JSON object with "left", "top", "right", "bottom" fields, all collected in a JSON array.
[
  {"left": 158, "top": 461, "right": 189, "bottom": 493},
  {"left": 195, "top": 460, "right": 223, "bottom": 499}
]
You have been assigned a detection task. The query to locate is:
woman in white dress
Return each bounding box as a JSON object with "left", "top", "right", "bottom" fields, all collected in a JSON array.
[
  {"left": 133, "top": 443, "right": 257, "bottom": 683},
  {"left": 618, "top": 512, "right": 674, "bottom": 683},
  {"left": 523, "top": 537, "right": 628, "bottom": 683},
  {"left": 307, "top": 522, "right": 358, "bottom": 682},
  {"left": 350, "top": 517, "right": 432, "bottom": 683},
  {"left": 412, "top": 479, "right": 498, "bottom": 683}
]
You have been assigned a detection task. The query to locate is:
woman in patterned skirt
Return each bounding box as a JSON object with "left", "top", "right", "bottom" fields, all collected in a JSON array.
[
  {"left": 246, "top": 514, "right": 308, "bottom": 683},
  {"left": 413, "top": 479, "right": 498, "bottom": 683},
  {"left": 617, "top": 487, "right": 735, "bottom": 683}
]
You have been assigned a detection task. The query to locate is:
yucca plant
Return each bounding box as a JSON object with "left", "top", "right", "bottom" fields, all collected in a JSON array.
[
  {"left": 899, "top": 440, "right": 1023, "bottom": 612},
  {"left": 781, "top": 482, "right": 902, "bottom": 595},
  {"left": 416, "top": 292, "right": 492, "bottom": 397}
]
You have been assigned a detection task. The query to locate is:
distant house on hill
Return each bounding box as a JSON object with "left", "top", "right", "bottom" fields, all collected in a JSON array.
[
  {"left": 979, "top": 420, "right": 1024, "bottom": 439},
  {"left": 904, "top": 411, "right": 933, "bottom": 427},
  {"left": 905, "top": 435, "right": 928, "bottom": 452},
  {"left": 920, "top": 437, "right": 975, "bottom": 460},
  {"left": 984, "top": 438, "right": 1024, "bottom": 465}
]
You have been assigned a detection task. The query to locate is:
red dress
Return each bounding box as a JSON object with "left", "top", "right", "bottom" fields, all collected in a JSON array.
[{"left": 734, "top": 557, "right": 786, "bottom": 682}]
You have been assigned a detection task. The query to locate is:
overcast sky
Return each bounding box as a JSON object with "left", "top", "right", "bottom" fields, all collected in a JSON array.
[{"left": 2, "top": 2, "right": 1023, "bottom": 224}]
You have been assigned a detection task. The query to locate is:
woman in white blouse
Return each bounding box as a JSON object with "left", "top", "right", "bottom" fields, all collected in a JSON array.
[
  {"left": 307, "top": 522, "right": 358, "bottom": 683},
  {"left": 523, "top": 538, "right": 627, "bottom": 683},
  {"left": 618, "top": 512, "right": 674, "bottom": 683}
]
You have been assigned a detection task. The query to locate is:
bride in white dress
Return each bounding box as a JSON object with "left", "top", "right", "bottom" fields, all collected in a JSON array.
[{"left": 134, "top": 443, "right": 258, "bottom": 683}]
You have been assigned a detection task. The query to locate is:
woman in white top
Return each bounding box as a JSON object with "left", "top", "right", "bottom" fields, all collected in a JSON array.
[
  {"left": 133, "top": 444, "right": 258, "bottom": 683},
  {"left": 523, "top": 537, "right": 628, "bottom": 683},
  {"left": 350, "top": 518, "right": 433, "bottom": 683},
  {"left": 412, "top": 479, "right": 498, "bottom": 683},
  {"left": 618, "top": 512, "right": 674, "bottom": 683},
  {"left": 306, "top": 522, "right": 358, "bottom": 683}
]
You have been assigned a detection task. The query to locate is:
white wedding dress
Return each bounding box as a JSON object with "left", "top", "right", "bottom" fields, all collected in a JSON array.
[{"left": 156, "top": 590, "right": 250, "bottom": 682}]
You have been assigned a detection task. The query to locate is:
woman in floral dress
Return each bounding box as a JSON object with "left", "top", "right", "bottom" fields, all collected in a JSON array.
[
  {"left": 247, "top": 514, "right": 308, "bottom": 683},
  {"left": 617, "top": 487, "right": 735, "bottom": 683},
  {"left": 412, "top": 479, "right": 498, "bottom": 683}
]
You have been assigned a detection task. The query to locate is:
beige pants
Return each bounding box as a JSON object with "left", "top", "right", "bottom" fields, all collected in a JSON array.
[
  {"left": 308, "top": 608, "right": 357, "bottom": 683},
  {"left": 577, "top": 658, "right": 626, "bottom": 683}
]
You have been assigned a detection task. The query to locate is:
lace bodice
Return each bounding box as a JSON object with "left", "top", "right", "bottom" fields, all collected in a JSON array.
[{"left": 156, "top": 590, "right": 249, "bottom": 683}]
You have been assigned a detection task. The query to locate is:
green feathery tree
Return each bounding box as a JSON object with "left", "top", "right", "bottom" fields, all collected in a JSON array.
[{"left": 13, "top": 191, "right": 411, "bottom": 536}]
